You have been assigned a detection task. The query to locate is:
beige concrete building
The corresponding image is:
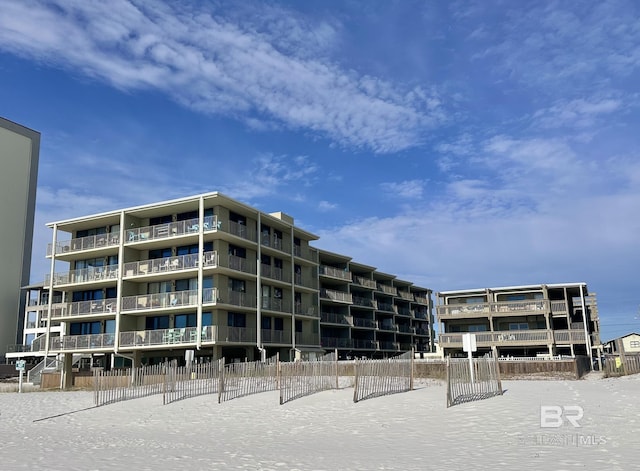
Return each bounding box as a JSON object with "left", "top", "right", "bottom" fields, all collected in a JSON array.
[
  {"left": 0, "top": 117, "right": 40, "bottom": 361},
  {"left": 437, "top": 283, "right": 600, "bottom": 359}
]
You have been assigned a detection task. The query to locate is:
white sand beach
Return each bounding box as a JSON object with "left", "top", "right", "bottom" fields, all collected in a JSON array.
[{"left": 1, "top": 374, "right": 638, "bottom": 471}]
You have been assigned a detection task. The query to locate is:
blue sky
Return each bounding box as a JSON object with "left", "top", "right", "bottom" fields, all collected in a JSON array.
[{"left": 1, "top": 0, "right": 639, "bottom": 340}]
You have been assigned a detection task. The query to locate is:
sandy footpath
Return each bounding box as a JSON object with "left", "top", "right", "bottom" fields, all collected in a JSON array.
[{"left": 0, "top": 375, "right": 638, "bottom": 470}]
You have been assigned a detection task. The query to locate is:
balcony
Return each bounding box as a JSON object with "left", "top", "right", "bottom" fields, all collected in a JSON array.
[
  {"left": 352, "top": 276, "right": 377, "bottom": 289},
  {"left": 397, "top": 324, "right": 415, "bottom": 334},
  {"left": 295, "top": 304, "right": 319, "bottom": 317},
  {"left": 261, "top": 297, "right": 291, "bottom": 314},
  {"left": 414, "top": 295, "right": 430, "bottom": 305},
  {"left": 48, "top": 233, "right": 120, "bottom": 256},
  {"left": 413, "top": 309, "right": 429, "bottom": 320},
  {"left": 262, "top": 329, "right": 289, "bottom": 344},
  {"left": 376, "top": 302, "right": 396, "bottom": 314},
  {"left": 439, "top": 329, "right": 553, "bottom": 347},
  {"left": 319, "top": 265, "right": 353, "bottom": 282},
  {"left": 353, "top": 339, "right": 377, "bottom": 349},
  {"left": 437, "top": 300, "right": 550, "bottom": 319},
  {"left": 379, "top": 341, "right": 399, "bottom": 351},
  {"left": 379, "top": 322, "right": 399, "bottom": 332},
  {"left": 293, "top": 245, "right": 317, "bottom": 263},
  {"left": 321, "top": 337, "right": 353, "bottom": 348},
  {"left": 46, "top": 265, "right": 119, "bottom": 287},
  {"left": 121, "top": 290, "right": 199, "bottom": 312},
  {"left": 396, "top": 307, "right": 412, "bottom": 317},
  {"left": 50, "top": 333, "right": 115, "bottom": 351},
  {"left": 228, "top": 220, "right": 256, "bottom": 242},
  {"left": 123, "top": 253, "right": 202, "bottom": 277},
  {"left": 51, "top": 297, "right": 118, "bottom": 320},
  {"left": 377, "top": 284, "right": 397, "bottom": 296},
  {"left": 260, "top": 264, "right": 291, "bottom": 283},
  {"left": 120, "top": 326, "right": 209, "bottom": 348},
  {"left": 125, "top": 216, "right": 219, "bottom": 244},
  {"left": 295, "top": 332, "right": 320, "bottom": 346},
  {"left": 226, "top": 255, "right": 257, "bottom": 275},
  {"left": 321, "top": 312, "right": 353, "bottom": 325},
  {"left": 553, "top": 329, "right": 586, "bottom": 344},
  {"left": 352, "top": 296, "right": 375, "bottom": 308},
  {"left": 352, "top": 317, "right": 377, "bottom": 329},
  {"left": 550, "top": 301, "right": 568, "bottom": 316},
  {"left": 398, "top": 290, "right": 414, "bottom": 301},
  {"left": 320, "top": 289, "right": 353, "bottom": 304}
]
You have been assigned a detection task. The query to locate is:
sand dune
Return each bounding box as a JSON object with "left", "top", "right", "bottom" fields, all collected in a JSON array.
[{"left": 0, "top": 375, "right": 637, "bottom": 470}]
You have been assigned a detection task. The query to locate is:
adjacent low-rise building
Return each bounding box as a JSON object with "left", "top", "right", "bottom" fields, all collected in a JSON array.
[{"left": 437, "top": 283, "right": 600, "bottom": 360}]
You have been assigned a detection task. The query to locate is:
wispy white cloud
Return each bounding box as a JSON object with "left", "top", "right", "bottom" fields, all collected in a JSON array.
[
  {"left": 0, "top": 0, "right": 442, "bottom": 153},
  {"left": 381, "top": 180, "right": 426, "bottom": 199},
  {"left": 317, "top": 200, "right": 337, "bottom": 212},
  {"left": 532, "top": 97, "right": 625, "bottom": 130}
]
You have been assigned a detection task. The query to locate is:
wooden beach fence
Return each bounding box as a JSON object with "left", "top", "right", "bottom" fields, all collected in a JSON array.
[
  {"left": 279, "top": 350, "right": 338, "bottom": 405},
  {"left": 218, "top": 355, "right": 279, "bottom": 403},
  {"left": 603, "top": 353, "right": 640, "bottom": 377},
  {"left": 353, "top": 350, "right": 414, "bottom": 403},
  {"left": 162, "top": 359, "right": 223, "bottom": 405},
  {"left": 94, "top": 363, "right": 168, "bottom": 406},
  {"left": 446, "top": 354, "right": 503, "bottom": 408}
]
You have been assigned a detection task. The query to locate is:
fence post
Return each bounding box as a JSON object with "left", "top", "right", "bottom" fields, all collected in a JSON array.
[
  {"left": 218, "top": 357, "right": 225, "bottom": 404},
  {"left": 494, "top": 354, "right": 503, "bottom": 395},
  {"left": 352, "top": 360, "right": 359, "bottom": 403},
  {"left": 334, "top": 348, "right": 339, "bottom": 390},
  {"left": 445, "top": 357, "right": 451, "bottom": 408},
  {"left": 410, "top": 347, "right": 415, "bottom": 391}
]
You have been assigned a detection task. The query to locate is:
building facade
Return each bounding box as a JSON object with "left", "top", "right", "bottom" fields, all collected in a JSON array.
[
  {"left": 0, "top": 117, "right": 40, "bottom": 361},
  {"left": 437, "top": 283, "right": 600, "bottom": 359},
  {"left": 11, "top": 192, "right": 434, "bottom": 382}
]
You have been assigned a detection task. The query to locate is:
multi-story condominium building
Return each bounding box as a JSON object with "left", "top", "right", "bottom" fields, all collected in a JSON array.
[
  {"left": 0, "top": 117, "right": 40, "bottom": 361},
  {"left": 437, "top": 283, "right": 600, "bottom": 359},
  {"left": 11, "top": 192, "right": 433, "bottom": 384},
  {"left": 318, "top": 251, "right": 433, "bottom": 358}
]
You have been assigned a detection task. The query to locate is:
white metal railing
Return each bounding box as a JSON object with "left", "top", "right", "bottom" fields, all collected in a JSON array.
[
  {"left": 550, "top": 301, "right": 568, "bottom": 314},
  {"left": 119, "top": 326, "right": 213, "bottom": 347},
  {"left": 438, "top": 300, "right": 550, "bottom": 317},
  {"left": 439, "top": 330, "right": 553, "bottom": 345},
  {"left": 320, "top": 288, "right": 353, "bottom": 304},
  {"left": 260, "top": 264, "right": 291, "bottom": 283},
  {"left": 126, "top": 216, "right": 218, "bottom": 243},
  {"left": 261, "top": 297, "right": 291, "bottom": 313},
  {"left": 226, "top": 254, "right": 257, "bottom": 274},
  {"left": 50, "top": 333, "right": 115, "bottom": 351},
  {"left": 414, "top": 296, "right": 430, "bottom": 305},
  {"left": 377, "top": 284, "right": 397, "bottom": 296},
  {"left": 48, "top": 232, "right": 120, "bottom": 256},
  {"left": 45, "top": 265, "right": 119, "bottom": 286},
  {"left": 123, "top": 253, "right": 200, "bottom": 277},
  {"left": 202, "top": 288, "right": 220, "bottom": 305},
  {"left": 51, "top": 297, "right": 118, "bottom": 319},
  {"left": 319, "top": 265, "right": 353, "bottom": 281},
  {"left": 492, "top": 300, "right": 547, "bottom": 314},
  {"left": 121, "top": 290, "right": 199, "bottom": 311},
  {"left": 353, "top": 275, "right": 377, "bottom": 289},
  {"left": 398, "top": 291, "right": 414, "bottom": 301}
]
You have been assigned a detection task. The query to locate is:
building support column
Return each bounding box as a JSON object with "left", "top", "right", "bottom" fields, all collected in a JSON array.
[{"left": 62, "top": 353, "right": 73, "bottom": 390}]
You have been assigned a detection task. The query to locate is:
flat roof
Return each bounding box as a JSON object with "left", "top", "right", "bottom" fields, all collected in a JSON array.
[{"left": 437, "top": 282, "right": 588, "bottom": 296}]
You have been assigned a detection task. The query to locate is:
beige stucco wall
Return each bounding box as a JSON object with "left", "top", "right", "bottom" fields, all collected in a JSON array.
[
  {"left": 0, "top": 119, "right": 39, "bottom": 357},
  {"left": 622, "top": 334, "right": 640, "bottom": 353}
]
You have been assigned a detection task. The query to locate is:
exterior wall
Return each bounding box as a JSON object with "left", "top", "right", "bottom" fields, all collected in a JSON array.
[
  {"left": 0, "top": 118, "right": 40, "bottom": 360},
  {"left": 621, "top": 334, "right": 640, "bottom": 353}
]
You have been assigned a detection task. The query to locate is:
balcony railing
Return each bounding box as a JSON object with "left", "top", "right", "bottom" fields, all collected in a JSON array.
[
  {"left": 126, "top": 216, "right": 218, "bottom": 243},
  {"left": 123, "top": 253, "right": 200, "bottom": 277},
  {"left": 295, "top": 304, "right": 319, "bottom": 317},
  {"left": 260, "top": 264, "right": 291, "bottom": 283},
  {"left": 553, "top": 329, "right": 586, "bottom": 343},
  {"left": 48, "top": 232, "right": 120, "bottom": 256},
  {"left": 51, "top": 297, "right": 118, "bottom": 319},
  {"left": 376, "top": 302, "right": 396, "bottom": 313},
  {"left": 437, "top": 300, "right": 550, "bottom": 319},
  {"left": 293, "top": 245, "right": 317, "bottom": 263},
  {"left": 319, "top": 265, "right": 353, "bottom": 282},
  {"left": 439, "top": 329, "right": 553, "bottom": 347},
  {"left": 295, "top": 332, "right": 320, "bottom": 346},
  {"left": 352, "top": 296, "right": 375, "bottom": 308},
  {"left": 121, "top": 290, "right": 199, "bottom": 311},
  {"left": 320, "top": 312, "right": 353, "bottom": 325},
  {"left": 377, "top": 284, "right": 397, "bottom": 296},
  {"left": 320, "top": 289, "right": 353, "bottom": 304},
  {"left": 228, "top": 221, "right": 256, "bottom": 242},
  {"left": 352, "top": 317, "right": 377, "bottom": 329},
  {"left": 45, "top": 265, "right": 119, "bottom": 286},
  {"left": 413, "top": 309, "right": 429, "bottom": 320},
  {"left": 352, "top": 275, "right": 377, "bottom": 289},
  {"left": 261, "top": 297, "right": 291, "bottom": 313},
  {"left": 398, "top": 324, "right": 415, "bottom": 334},
  {"left": 398, "top": 291, "right": 414, "bottom": 301},
  {"left": 262, "top": 329, "right": 289, "bottom": 344},
  {"left": 227, "top": 255, "right": 257, "bottom": 274},
  {"left": 120, "top": 326, "right": 210, "bottom": 347},
  {"left": 379, "top": 322, "right": 398, "bottom": 332},
  {"left": 50, "top": 333, "right": 115, "bottom": 351},
  {"left": 396, "top": 307, "right": 412, "bottom": 317},
  {"left": 353, "top": 339, "right": 377, "bottom": 349},
  {"left": 550, "top": 301, "right": 568, "bottom": 315},
  {"left": 414, "top": 296, "right": 430, "bottom": 305},
  {"left": 321, "top": 337, "right": 353, "bottom": 348}
]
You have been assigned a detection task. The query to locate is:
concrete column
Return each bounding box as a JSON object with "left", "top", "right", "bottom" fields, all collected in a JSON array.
[{"left": 62, "top": 353, "right": 73, "bottom": 390}]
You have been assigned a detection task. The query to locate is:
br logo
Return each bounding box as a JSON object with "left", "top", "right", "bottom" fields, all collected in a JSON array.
[{"left": 540, "top": 405, "right": 584, "bottom": 428}]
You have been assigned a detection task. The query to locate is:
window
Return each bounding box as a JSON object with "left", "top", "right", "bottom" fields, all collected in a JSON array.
[
  {"left": 149, "top": 248, "right": 172, "bottom": 259},
  {"left": 630, "top": 340, "right": 640, "bottom": 349},
  {"left": 72, "top": 290, "right": 103, "bottom": 302},
  {"left": 175, "top": 278, "right": 198, "bottom": 292},
  {"left": 150, "top": 215, "right": 173, "bottom": 225},
  {"left": 229, "top": 278, "right": 245, "bottom": 293},
  {"left": 508, "top": 323, "right": 529, "bottom": 331},
  {"left": 70, "top": 321, "right": 101, "bottom": 335},
  {"left": 229, "top": 211, "right": 246, "bottom": 225},
  {"left": 25, "top": 333, "right": 35, "bottom": 346},
  {"left": 229, "top": 244, "right": 246, "bottom": 258},
  {"left": 228, "top": 312, "right": 246, "bottom": 328},
  {"left": 177, "top": 211, "right": 198, "bottom": 222},
  {"left": 175, "top": 313, "right": 197, "bottom": 328},
  {"left": 274, "top": 317, "right": 284, "bottom": 331},
  {"left": 469, "top": 325, "right": 487, "bottom": 332},
  {"left": 261, "top": 316, "right": 271, "bottom": 330},
  {"left": 145, "top": 316, "right": 170, "bottom": 330},
  {"left": 76, "top": 227, "right": 107, "bottom": 238},
  {"left": 295, "top": 320, "right": 302, "bottom": 332},
  {"left": 105, "top": 320, "right": 116, "bottom": 334},
  {"left": 202, "top": 312, "right": 213, "bottom": 326}
]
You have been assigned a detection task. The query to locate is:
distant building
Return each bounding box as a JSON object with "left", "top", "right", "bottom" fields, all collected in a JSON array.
[
  {"left": 8, "top": 192, "right": 433, "bottom": 385},
  {"left": 603, "top": 333, "right": 640, "bottom": 354},
  {"left": 0, "top": 117, "right": 40, "bottom": 361},
  {"left": 436, "top": 283, "right": 600, "bottom": 359}
]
